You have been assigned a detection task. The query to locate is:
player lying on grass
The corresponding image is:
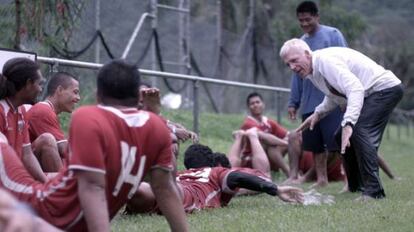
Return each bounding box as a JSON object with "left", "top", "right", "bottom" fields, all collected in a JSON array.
[{"left": 126, "top": 131, "right": 304, "bottom": 214}]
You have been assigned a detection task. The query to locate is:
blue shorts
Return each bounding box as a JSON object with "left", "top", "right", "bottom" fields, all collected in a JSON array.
[{"left": 302, "top": 107, "right": 342, "bottom": 153}]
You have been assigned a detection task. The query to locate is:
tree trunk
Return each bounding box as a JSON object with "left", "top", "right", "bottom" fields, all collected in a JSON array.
[{"left": 14, "top": 0, "right": 21, "bottom": 50}]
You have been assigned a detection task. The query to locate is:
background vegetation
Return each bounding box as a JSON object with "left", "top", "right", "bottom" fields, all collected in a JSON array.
[{"left": 1, "top": 0, "right": 413, "bottom": 111}]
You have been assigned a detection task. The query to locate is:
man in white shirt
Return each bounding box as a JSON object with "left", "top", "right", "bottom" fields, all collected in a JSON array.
[{"left": 279, "top": 38, "right": 403, "bottom": 200}]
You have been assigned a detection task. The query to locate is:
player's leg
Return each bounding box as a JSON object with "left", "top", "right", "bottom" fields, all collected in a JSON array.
[
  {"left": 311, "top": 151, "right": 328, "bottom": 188},
  {"left": 266, "top": 145, "right": 289, "bottom": 177},
  {"left": 256, "top": 131, "right": 288, "bottom": 147},
  {"left": 301, "top": 112, "right": 327, "bottom": 187},
  {"left": 245, "top": 128, "right": 271, "bottom": 178},
  {"left": 314, "top": 108, "right": 343, "bottom": 188},
  {"left": 228, "top": 130, "right": 245, "bottom": 167},
  {"left": 284, "top": 131, "right": 303, "bottom": 183},
  {"left": 32, "top": 133, "right": 62, "bottom": 172},
  {"left": 293, "top": 151, "right": 316, "bottom": 184},
  {"left": 377, "top": 153, "right": 398, "bottom": 180}
]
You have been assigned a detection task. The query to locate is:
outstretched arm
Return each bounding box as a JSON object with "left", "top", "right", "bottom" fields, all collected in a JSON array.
[{"left": 226, "top": 171, "right": 303, "bottom": 203}]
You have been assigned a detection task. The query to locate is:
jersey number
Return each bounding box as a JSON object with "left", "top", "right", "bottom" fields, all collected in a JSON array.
[
  {"left": 178, "top": 168, "right": 211, "bottom": 183},
  {"left": 113, "top": 141, "right": 146, "bottom": 199}
]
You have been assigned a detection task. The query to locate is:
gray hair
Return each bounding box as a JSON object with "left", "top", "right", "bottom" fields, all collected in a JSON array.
[{"left": 279, "top": 38, "right": 312, "bottom": 58}]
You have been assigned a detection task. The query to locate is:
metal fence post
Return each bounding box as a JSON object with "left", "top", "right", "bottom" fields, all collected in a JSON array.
[
  {"left": 276, "top": 92, "right": 281, "bottom": 124},
  {"left": 193, "top": 80, "right": 199, "bottom": 135}
]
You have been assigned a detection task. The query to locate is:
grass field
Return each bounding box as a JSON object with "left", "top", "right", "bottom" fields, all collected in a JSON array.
[{"left": 109, "top": 109, "right": 414, "bottom": 232}]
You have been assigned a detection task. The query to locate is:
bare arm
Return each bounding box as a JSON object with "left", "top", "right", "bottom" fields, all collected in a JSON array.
[
  {"left": 21, "top": 146, "right": 47, "bottom": 183},
  {"left": 150, "top": 168, "right": 188, "bottom": 232},
  {"left": 76, "top": 170, "right": 110, "bottom": 232}
]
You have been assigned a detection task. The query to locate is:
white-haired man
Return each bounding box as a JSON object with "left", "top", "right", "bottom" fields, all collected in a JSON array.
[{"left": 280, "top": 38, "right": 403, "bottom": 200}]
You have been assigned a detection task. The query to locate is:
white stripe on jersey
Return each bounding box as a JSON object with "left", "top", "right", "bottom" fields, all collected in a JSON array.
[
  {"left": 69, "top": 165, "right": 106, "bottom": 174},
  {"left": 204, "top": 189, "right": 220, "bottom": 206},
  {"left": 37, "top": 171, "right": 74, "bottom": 200},
  {"left": 0, "top": 149, "right": 34, "bottom": 194},
  {"left": 97, "top": 105, "right": 150, "bottom": 127}
]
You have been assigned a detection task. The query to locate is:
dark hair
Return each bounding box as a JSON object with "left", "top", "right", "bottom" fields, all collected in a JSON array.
[
  {"left": 246, "top": 92, "right": 263, "bottom": 106},
  {"left": 212, "top": 152, "right": 231, "bottom": 168},
  {"left": 296, "top": 1, "right": 319, "bottom": 16},
  {"left": 0, "top": 58, "right": 40, "bottom": 98},
  {"left": 184, "top": 144, "right": 214, "bottom": 169},
  {"left": 97, "top": 59, "right": 140, "bottom": 106},
  {"left": 46, "top": 72, "right": 78, "bottom": 96}
]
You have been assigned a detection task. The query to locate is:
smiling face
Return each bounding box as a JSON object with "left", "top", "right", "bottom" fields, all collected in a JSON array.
[
  {"left": 57, "top": 78, "right": 80, "bottom": 113},
  {"left": 297, "top": 12, "right": 319, "bottom": 35},
  {"left": 282, "top": 48, "right": 312, "bottom": 78}
]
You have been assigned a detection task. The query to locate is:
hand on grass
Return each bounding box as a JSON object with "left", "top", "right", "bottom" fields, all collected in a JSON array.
[{"left": 277, "top": 186, "right": 304, "bottom": 204}]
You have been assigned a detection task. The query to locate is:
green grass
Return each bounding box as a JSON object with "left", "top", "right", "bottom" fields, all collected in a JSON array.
[{"left": 108, "top": 110, "right": 414, "bottom": 231}]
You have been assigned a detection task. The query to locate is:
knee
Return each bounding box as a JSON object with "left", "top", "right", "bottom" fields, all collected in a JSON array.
[
  {"left": 288, "top": 131, "right": 301, "bottom": 144},
  {"left": 36, "top": 133, "right": 58, "bottom": 148}
]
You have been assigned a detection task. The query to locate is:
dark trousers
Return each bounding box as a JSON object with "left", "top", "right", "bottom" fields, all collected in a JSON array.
[{"left": 336, "top": 84, "right": 403, "bottom": 198}]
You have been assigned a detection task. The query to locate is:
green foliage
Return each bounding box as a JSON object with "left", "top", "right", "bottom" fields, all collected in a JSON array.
[
  {"left": 1, "top": 1, "right": 85, "bottom": 51},
  {"left": 319, "top": 6, "right": 367, "bottom": 42},
  {"left": 0, "top": 4, "right": 15, "bottom": 48}
]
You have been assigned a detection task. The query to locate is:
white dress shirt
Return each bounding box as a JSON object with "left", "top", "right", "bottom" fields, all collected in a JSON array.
[{"left": 307, "top": 47, "right": 401, "bottom": 126}]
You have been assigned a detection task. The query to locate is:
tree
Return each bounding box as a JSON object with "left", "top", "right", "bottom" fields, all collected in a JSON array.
[{"left": 10, "top": 0, "right": 85, "bottom": 51}]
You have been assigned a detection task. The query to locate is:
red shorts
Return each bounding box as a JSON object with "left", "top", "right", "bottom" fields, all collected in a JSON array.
[{"left": 299, "top": 151, "right": 344, "bottom": 181}]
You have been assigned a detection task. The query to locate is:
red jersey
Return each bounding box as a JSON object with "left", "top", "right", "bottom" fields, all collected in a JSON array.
[
  {"left": 0, "top": 105, "right": 174, "bottom": 231},
  {"left": 26, "top": 101, "right": 66, "bottom": 143},
  {"left": 177, "top": 167, "right": 269, "bottom": 213},
  {"left": 0, "top": 99, "right": 30, "bottom": 159},
  {"left": 299, "top": 151, "right": 344, "bottom": 181},
  {"left": 241, "top": 116, "right": 287, "bottom": 138},
  {"left": 240, "top": 116, "right": 288, "bottom": 166}
]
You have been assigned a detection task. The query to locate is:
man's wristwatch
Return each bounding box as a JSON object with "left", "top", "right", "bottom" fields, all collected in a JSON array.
[{"left": 344, "top": 121, "right": 354, "bottom": 129}]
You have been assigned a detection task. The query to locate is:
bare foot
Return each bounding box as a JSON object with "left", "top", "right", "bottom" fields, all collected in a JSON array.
[
  {"left": 392, "top": 176, "right": 403, "bottom": 181},
  {"left": 245, "top": 127, "right": 258, "bottom": 138},
  {"left": 338, "top": 184, "right": 349, "bottom": 194},
  {"left": 232, "top": 130, "right": 245, "bottom": 139},
  {"left": 309, "top": 181, "right": 328, "bottom": 189},
  {"left": 353, "top": 195, "right": 375, "bottom": 202},
  {"left": 283, "top": 177, "right": 299, "bottom": 185},
  {"left": 283, "top": 176, "right": 306, "bottom": 185}
]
